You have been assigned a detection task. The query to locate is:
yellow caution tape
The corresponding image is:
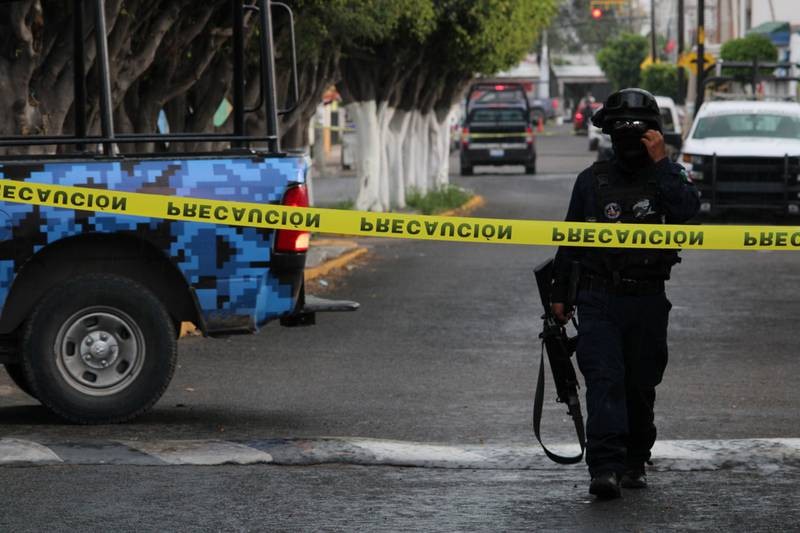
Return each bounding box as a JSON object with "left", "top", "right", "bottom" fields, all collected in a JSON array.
[
  {"left": 1, "top": 179, "right": 799, "bottom": 251},
  {"left": 316, "top": 125, "right": 356, "bottom": 133}
]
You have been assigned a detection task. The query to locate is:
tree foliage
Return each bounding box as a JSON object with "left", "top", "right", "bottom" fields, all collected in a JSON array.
[
  {"left": 338, "top": 0, "right": 559, "bottom": 113},
  {"left": 336, "top": 0, "right": 436, "bottom": 106},
  {"left": 596, "top": 33, "right": 648, "bottom": 90},
  {"left": 641, "top": 63, "right": 684, "bottom": 100},
  {"left": 0, "top": 0, "right": 558, "bottom": 156},
  {"left": 0, "top": 0, "right": 406, "bottom": 151},
  {"left": 720, "top": 33, "right": 778, "bottom": 64},
  {"left": 269, "top": 0, "right": 421, "bottom": 147},
  {"left": 0, "top": 0, "right": 233, "bottom": 148},
  {"left": 719, "top": 33, "right": 778, "bottom": 77}
]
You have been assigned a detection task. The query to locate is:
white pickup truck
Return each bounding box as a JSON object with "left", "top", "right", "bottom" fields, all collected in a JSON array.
[{"left": 679, "top": 100, "right": 800, "bottom": 215}]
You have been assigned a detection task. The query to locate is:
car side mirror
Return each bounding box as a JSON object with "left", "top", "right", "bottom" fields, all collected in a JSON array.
[{"left": 663, "top": 132, "right": 683, "bottom": 151}]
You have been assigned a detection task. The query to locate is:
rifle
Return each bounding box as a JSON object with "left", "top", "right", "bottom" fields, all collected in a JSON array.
[{"left": 532, "top": 258, "right": 586, "bottom": 465}]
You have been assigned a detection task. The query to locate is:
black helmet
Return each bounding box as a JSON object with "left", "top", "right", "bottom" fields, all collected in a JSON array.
[{"left": 592, "top": 88, "right": 661, "bottom": 133}]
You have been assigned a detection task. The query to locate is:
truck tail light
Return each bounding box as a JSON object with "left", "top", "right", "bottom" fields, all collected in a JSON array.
[
  {"left": 461, "top": 127, "right": 470, "bottom": 146},
  {"left": 526, "top": 125, "right": 534, "bottom": 144},
  {"left": 275, "top": 184, "right": 310, "bottom": 252}
]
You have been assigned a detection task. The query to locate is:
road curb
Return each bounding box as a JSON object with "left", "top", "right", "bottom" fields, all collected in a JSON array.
[
  {"left": 2, "top": 437, "right": 798, "bottom": 470},
  {"left": 439, "top": 194, "right": 485, "bottom": 217},
  {"left": 305, "top": 246, "right": 368, "bottom": 282}
]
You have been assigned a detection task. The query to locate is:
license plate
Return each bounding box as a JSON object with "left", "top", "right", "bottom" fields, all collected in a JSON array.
[{"left": 490, "top": 149, "right": 505, "bottom": 157}]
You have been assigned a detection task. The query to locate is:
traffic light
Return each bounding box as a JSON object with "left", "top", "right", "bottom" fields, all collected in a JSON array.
[{"left": 590, "top": 0, "right": 625, "bottom": 20}]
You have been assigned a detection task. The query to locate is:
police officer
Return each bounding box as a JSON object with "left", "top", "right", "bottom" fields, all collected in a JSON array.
[{"left": 550, "top": 89, "right": 699, "bottom": 499}]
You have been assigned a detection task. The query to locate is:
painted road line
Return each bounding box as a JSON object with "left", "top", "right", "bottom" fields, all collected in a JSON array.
[
  {"left": 1, "top": 437, "right": 798, "bottom": 470},
  {"left": 0, "top": 438, "right": 63, "bottom": 465},
  {"left": 120, "top": 439, "right": 274, "bottom": 466}
]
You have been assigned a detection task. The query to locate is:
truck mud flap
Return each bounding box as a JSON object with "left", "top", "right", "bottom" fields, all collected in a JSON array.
[{"left": 280, "top": 295, "right": 359, "bottom": 327}]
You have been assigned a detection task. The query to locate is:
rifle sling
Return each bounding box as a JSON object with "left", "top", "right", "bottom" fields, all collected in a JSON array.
[{"left": 533, "top": 341, "right": 586, "bottom": 465}]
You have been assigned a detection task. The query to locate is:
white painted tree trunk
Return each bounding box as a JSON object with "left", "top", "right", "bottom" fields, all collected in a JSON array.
[
  {"left": 387, "top": 109, "right": 412, "bottom": 208},
  {"left": 427, "top": 112, "right": 451, "bottom": 188},
  {"left": 348, "top": 101, "right": 388, "bottom": 212},
  {"left": 350, "top": 103, "right": 452, "bottom": 211},
  {"left": 403, "top": 110, "right": 431, "bottom": 194},
  {"left": 376, "top": 102, "right": 395, "bottom": 211}
]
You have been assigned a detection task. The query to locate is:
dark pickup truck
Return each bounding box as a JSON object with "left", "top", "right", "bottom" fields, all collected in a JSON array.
[{"left": 459, "top": 106, "right": 536, "bottom": 175}]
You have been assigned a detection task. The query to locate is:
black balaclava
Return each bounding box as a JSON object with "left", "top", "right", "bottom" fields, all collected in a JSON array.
[{"left": 610, "top": 120, "right": 656, "bottom": 165}]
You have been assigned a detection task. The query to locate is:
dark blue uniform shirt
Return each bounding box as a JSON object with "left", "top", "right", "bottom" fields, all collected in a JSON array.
[{"left": 552, "top": 157, "right": 700, "bottom": 302}]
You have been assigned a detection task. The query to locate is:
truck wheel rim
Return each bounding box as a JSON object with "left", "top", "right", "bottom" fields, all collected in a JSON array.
[{"left": 54, "top": 307, "right": 146, "bottom": 396}]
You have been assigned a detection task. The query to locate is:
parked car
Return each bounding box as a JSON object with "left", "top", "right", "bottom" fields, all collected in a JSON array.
[
  {"left": 597, "top": 95, "right": 683, "bottom": 161},
  {"left": 529, "top": 97, "right": 558, "bottom": 124},
  {"left": 588, "top": 106, "right": 603, "bottom": 150},
  {"left": 679, "top": 100, "right": 800, "bottom": 215},
  {"left": 459, "top": 105, "right": 536, "bottom": 175}
]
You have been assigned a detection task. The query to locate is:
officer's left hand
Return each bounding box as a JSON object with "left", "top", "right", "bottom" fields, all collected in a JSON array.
[{"left": 641, "top": 130, "right": 668, "bottom": 163}]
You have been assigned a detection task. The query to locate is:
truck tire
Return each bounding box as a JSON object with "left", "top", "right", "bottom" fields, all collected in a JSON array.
[
  {"left": 460, "top": 164, "right": 473, "bottom": 176},
  {"left": 525, "top": 161, "right": 537, "bottom": 175},
  {"left": 20, "top": 275, "right": 177, "bottom": 424},
  {"left": 3, "top": 363, "right": 37, "bottom": 399}
]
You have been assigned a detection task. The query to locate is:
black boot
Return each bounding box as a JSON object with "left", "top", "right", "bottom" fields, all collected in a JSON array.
[
  {"left": 589, "top": 472, "right": 621, "bottom": 499},
  {"left": 620, "top": 466, "right": 647, "bottom": 489}
]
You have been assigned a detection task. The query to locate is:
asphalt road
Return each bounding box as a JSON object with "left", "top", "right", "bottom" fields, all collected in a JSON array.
[{"left": 1, "top": 129, "right": 798, "bottom": 531}]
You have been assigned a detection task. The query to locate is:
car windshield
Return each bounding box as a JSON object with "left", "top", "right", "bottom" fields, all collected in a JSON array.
[
  {"left": 469, "top": 108, "right": 526, "bottom": 123},
  {"left": 660, "top": 109, "right": 675, "bottom": 132},
  {"left": 693, "top": 113, "right": 800, "bottom": 139},
  {"left": 471, "top": 90, "right": 526, "bottom": 107}
]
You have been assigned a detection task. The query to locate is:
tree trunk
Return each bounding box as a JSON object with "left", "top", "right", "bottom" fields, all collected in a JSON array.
[
  {"left": 386, "top": 109, "right": 412, "bottom": 208},
  {"left": 429, "top": 107, "right": 453, "bottom": 188},
  {"left": 348, "top": 100, "right": 393, "bottom": 212},
  {"left": 401, "top": 110, "right": 422, "bottom": 194}
]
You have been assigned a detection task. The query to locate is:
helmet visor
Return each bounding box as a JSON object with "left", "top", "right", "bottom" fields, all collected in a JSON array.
[
  {"left": 604, "top": 91, "right": 659, "bottom": 114},
  {"left": 610, "top": 119, "right": 650, "bottom": 135}
]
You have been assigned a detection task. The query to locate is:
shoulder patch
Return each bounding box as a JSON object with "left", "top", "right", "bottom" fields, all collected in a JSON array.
[{"left": 604, "top": 202, "right": 621, "bottom": 220}]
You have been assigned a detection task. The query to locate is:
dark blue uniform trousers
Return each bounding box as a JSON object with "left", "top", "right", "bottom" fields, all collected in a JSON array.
[{"left": 576, "top": 288, "right": 671, "bottom": 477}]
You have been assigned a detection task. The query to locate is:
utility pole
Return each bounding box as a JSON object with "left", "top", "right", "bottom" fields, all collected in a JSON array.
[
  {"left": 650, "top": 0, "right": 657, "bottom": 63},
  {"left": 677, "top": 0, "right": 685, "bottom": 103},
  {"left": 539, "top": 30, "right": 550, "bottom": 100},
  {"left": 695, "top": 0, "right": 706, "bottom": 116}
]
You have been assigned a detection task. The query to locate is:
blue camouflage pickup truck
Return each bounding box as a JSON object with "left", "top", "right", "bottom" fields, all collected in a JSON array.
[{"left": 0, "top": 0, "right": 355, "bottom": 423}]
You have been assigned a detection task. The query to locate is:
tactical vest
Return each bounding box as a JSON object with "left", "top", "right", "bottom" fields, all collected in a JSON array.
[{"left": 587, "top": 160, "right": 679, "bottom": 279}]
